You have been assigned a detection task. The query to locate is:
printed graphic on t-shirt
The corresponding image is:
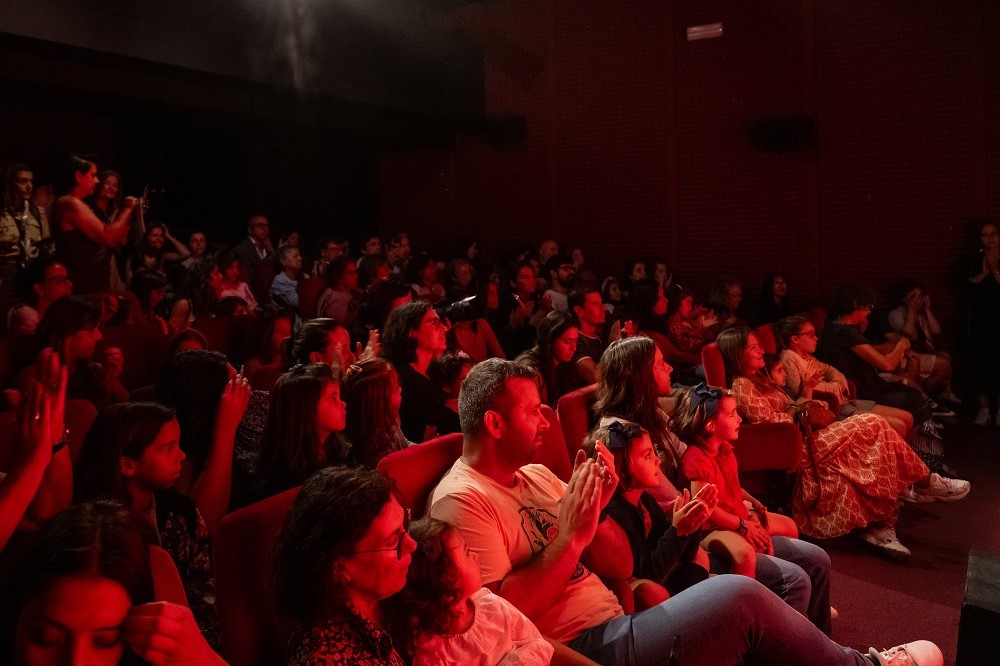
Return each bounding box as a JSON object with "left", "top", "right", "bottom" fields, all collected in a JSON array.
[{"left": 518, "top": 505, "right": 585, "bottom": 580}]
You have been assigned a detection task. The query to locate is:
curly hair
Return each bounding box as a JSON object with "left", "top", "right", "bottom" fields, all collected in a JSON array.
[
  {"left": 594, "top": 336, "right": 670, "bottom": 448},
  {"left": 396, "top": 517, "right": 464, "bottom": 644},
  {"left": 273, "top": 467, "right": 396, "bottom": 628},
  {"left": 258, "top": 363, "right": 346, "bottom": 495},
  {"left": 342, "top": 358, "right": 406, "bottom": 468}
]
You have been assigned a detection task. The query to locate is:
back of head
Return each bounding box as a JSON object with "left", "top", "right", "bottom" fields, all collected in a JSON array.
[
  {"left": 155, "top": 350, "right": 230, "bottom": 470},
  {"left": 0, "top": 501, "right": 153, "bottom": 659},
  {"left": 398, "top": 517, "right": 462, "bottom": 639},
  {"left": 457, "top": 357, "right": 535, "bottom": 438},
  {"left": 342, "top": 358, "right": 401, "bottom": 468},
  {"left": 274, "top": 466, "right": 394, "bottom": 628},
  {"left": 35, "top": 295, "right": 100, "bottom": 354},
  {"left": 832, "top": 283, "right": 875, "bottom": 318},
  {"left": 286, "top": 317, "right": 339, "bottom": 367},
  {"left": 670, "top": 384, "right": 726, "bottom": 444},
  {"left": 75, "top": 402, "right": 177, "bottom": 506},
  {"left": 56, "top": 153, "right": 95, "bottom": 194},
  {"left": 595, "top": 336, "right": 656, "bottom": 418}
]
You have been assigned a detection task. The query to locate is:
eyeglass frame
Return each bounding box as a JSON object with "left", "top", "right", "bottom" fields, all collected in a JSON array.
[{"left": 345, "top": 508, "right": 412, "bottom": 560}]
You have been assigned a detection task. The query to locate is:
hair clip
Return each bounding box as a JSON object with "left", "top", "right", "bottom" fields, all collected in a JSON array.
[
  {"left": 289, "top": 362, "right": 307, "bottom": 372},
  {"left": 344, "top": 363, "right": 363, "bottom": 379},
  {"left": 690, "top": 383, "right": 721, "bottom": 418},
  {"left": 606, "top": 421, "right": 642, "bottom": 450}
]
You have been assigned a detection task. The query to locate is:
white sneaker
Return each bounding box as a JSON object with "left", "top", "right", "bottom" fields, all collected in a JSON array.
[
  {"left": 911, "top": 473, "right": 971, "bottom": 502},
  {"left": 974, "top": 408, "right": 991, "bottom": 426},
  {"left": 899, "top": 487, "right": 934, "bottom": 504},
  {"left": 861, "top": 526, "right": 911, "bottom": 561},
  {"left": 868, "top": 640, "right": 943, "bottom": 665}
]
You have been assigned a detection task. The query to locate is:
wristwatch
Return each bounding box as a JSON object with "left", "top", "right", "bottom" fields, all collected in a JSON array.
[{"left": 736, "top": 517, "right": 748, "bottom": 536}]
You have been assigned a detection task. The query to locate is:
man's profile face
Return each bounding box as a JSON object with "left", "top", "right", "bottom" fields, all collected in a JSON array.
[
  {"left": 494, "top": 377, "right": 550, "bottom": 466},
  {"left": 249, "top": 216, "right": 270, "bottom": 242}
]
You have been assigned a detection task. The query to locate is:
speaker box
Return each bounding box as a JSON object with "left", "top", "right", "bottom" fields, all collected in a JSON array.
[{"left": 957, "top": 550, "right": 1000, "bottom": 665}]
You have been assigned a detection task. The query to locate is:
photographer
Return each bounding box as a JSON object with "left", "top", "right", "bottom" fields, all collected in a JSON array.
[{"left": 443, "top": 291, "right": 506, "bottom": 363}]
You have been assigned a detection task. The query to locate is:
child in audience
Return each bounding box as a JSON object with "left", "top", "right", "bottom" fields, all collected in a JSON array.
[
  {"left": 342, "top": 357, "right": 410, "bottom": 468},
  {"left": 428, "top": 353, "right": 475, "bottom": 414},
  {"left": 73, "top": 401, "right": 218, "bottom": 646},
  {"left": 256, "top": 362, "right": 347, "bottom": 497},
  {"left": 582, "top": 422, "right": 717, "bottom": 607},
  {"left": 244, "top": 307, "right": 293, "bottom": 381},
  {"left": 217, "top": 251, "right": 258, "bottom": 314},
  {"left": 673, "top": 384, "right": 799, "bottom": 577},
  {"left": 399, "top": 517, "right": 554, "bottom": 665}
]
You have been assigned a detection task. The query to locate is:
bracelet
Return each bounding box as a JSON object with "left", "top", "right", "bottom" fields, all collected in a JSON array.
[
  {"left": 736, "top": 517, "right": 748, "bottom": 536},
  {"left": 51, "top": 428, "right": 70, "bottom": 454}
]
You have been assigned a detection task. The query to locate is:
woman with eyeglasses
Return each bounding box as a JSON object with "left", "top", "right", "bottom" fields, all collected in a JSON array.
[
  {"left": 380, "top": 301, "right": 459, "bottom": 442},
  {"left": 718, "top": 327, "right": 970, "bottom": 561},
  {"left": 275, "top": 466, "right": 416, "bottom": 665},
  {"left": 777, "top": 315, "right": 913, "bottom": 438}
]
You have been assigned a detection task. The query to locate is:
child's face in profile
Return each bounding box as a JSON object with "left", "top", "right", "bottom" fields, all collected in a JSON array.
[
  {"left": 710, "top": 396, "right": 742, "bottom": 443},
  {"left": 443, "top": 529, "right": 482, "bottom": 601},
  {"left": 769, "top": 363, "right": 787, "bottom": 387},
  {"left": 627, "top": 433, "right": 662, "bottom": 490}
]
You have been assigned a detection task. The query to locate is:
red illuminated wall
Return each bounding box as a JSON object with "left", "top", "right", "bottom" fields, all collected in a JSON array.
[{"left": 378, "top": 0, "right": 999, "bottom": 331}]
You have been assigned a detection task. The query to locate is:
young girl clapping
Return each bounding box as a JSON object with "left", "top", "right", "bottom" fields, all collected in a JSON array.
[
  {"left": 673, "top": 384, "right": 798, "bottom": 577},
  {"left": 398, "top": 517, "right": 554, "bottom": 665}
]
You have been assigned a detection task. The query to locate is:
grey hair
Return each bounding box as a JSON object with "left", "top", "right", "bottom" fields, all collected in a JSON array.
[{"left": 458, "top": 358, "right": 536, "bottom": 437}]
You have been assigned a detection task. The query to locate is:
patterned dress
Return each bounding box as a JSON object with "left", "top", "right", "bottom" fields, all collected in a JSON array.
[
  {"left": 287, "top": 603, "right": 406, "bottom": 666},
  {"left": 732, "top": 377, "right": 928, "bottom": 539}
]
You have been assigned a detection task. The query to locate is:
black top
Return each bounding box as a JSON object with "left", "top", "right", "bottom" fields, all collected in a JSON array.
[{"left": 396, "top": 363, "right": 461, "bottom": 442}]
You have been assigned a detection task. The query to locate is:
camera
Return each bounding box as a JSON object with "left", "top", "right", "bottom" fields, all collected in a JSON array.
[{"left": 434, "top": 295, "right": 481, "bottom": 324}]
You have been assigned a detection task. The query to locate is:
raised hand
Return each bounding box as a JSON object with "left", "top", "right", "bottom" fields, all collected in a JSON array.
[
  {"left": 217, "top": 370, "right": 251, "bottom": 431},
  {"left": 355, "top": 329, "right": 381, "bottom": 362},
  {"left": 590, "top": 441, "right": 619, "bottom": 510},
  {"left": 558, "top": 451, "right": 603, "bottom": 550},
  {"left": 124, "top": 602, "right": 226, "bottom": 665}
]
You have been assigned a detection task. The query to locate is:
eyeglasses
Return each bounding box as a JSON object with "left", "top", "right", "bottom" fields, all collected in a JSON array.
[
  {"left": 43, "top": 274, "right": 71, "bottom": 285},
  {"left": 797, "top": 329, "right": 817, "bottom": 338},
  {"left": 347, "top": 509, "right": 412, "bottom": 560}
]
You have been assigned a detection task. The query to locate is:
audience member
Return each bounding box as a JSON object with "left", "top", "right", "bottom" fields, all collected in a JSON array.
[
  {"left": 381, "top": 301, "right": 459, "bottom": 442},
  {"left": 543, "top": 254, "right": 576, "bottom": 312},
  {"left": 386, "top": 232, "right": 411, "bottom": 274},
  {"left": 0, "top": 501, "right": 226, "bottom": 666},
  {"left": 718, "top": 327, "right": 969, "bottom": 560},
  {"left": 445, "top": 258, "right": 475, "bottom": 301},
  {"left": 316, "top": 255, "right": 360, "bottom": 324},
  {"left": 965, "top": 220, "right": 1000, "bottom": 425},
  {"left": 538, "top": 239, "right": 560, "bottom": 267},
  {"left": 357, "top": 233, "right": 383, "bottom": 266},
  {"left": 217, "top": 251, "right": 259, "bottom": 314},
  {"left": 52, "top": 154, "right": 136, "bottom": 294},
  {"left": 569, "top": 246, "right": 598, "bottom": 289},
  {"left": 256, "top": 363, "right": 347, "bottom": 497},
  {"left": 74, "top": 402, "right": 218, "bottom": 644},
  {"left": 360, "top": 276, "right": 413, "bottom": 333},
  {"left": 1, "top": 163, "right": 50, "bottom": 297},
  {"left": 752, "top": 272, "right": 793, "bottom": 326},
  {"left": 245, "top": 308, "right": 293, "bottom": 380},
  {"left": 706, "top": 276, "right": 747, "bottom": 333},
  {"left": 887, "top": 282, "right": 959, "bottom": 403},
  {"left": 496, "top": 261, "right": 551, "bottom": 357},
  {"left": 167, "top": 328, "right": 208, "bottom": 356},
  {"left": 144, "top": 223, "right": 191, "bottom": 265},
  {"left": 129, "top": 268, "right": 170, "bottom": 335},
  {"left": 600, "top": 276, "right": 623, "bottom": 315},
  {"left": 428, "top": 352, "right": 475, "bottom": 414},
  {"left": 182, "top": 231, "right": 211, "bottom": 270},
  {"left": 342, "top": 357, "right": 410, "bottom": 468},
  {"left": 666, "top": 288, "right": 717, "bottom": 369},
  {"left": 359, "top": 253, "right": 390, "bottom": 290},
  {"left": 515, "top": 310, "right": 586, "bottom": 407},
  {"left": 568, "top": 287, "right": 607, "bottom": 384},
  {"left": 621, "top": 258, "right": 647, "bottom": 298},
  {"left": 399, "top": 516, "right": 555, "bottom": 664},
  {"left": 428, "top": 358, "right": 941, "bottom": 665},
  {"left": 271, "top": 244, "right": 304, "bottom": 315},
  {"left": 408, "top": 252, "right": 445, "bottom": 303},
  {"left": 230, "top": 215, "right": 273, "bottom": 275},
  {"left": 6, "top": 258, "right": 72, "bottom": 336},
  {"left": 311, "top": 237, "right": 346, "bottom": 278}
]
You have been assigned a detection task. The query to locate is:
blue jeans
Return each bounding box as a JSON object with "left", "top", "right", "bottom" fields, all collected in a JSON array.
[{"left": 568, "top": 575, "right": 869, "bottom": 666}]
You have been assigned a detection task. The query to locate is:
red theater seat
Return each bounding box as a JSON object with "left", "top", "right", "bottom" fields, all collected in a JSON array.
[{"left": 377, "top": 433, "right": 464, "bottom": 518}]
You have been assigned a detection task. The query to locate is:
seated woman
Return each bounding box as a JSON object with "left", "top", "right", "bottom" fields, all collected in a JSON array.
[
  {"left": 380, "top": 301, "right": 459, "bottom": 442},
  {"left": 706, "top": 277, "right": 748, "bottom": 334},
  {"left": 407, "top": 252, "right": 445, "bottom": 303},
  {"left": 600, "top": 277, "right": 623, "bottom": 315},
  {"left": 216, "top": 251, "right": 259, "bottom": 314},
  {"left": 718, "top": 327, "right": 970, "bottom": 560},
  {"left": 777, "top": 315, "right": 913, "bottom": 438},
  {"left": 515, "top": 310, "right": 586, "bottom": 407},
  {"left": 274, "top": 466, "right": 417, "bottom": 665},
  {"left": 256, "top": 363, "right": 347, "bottom": 498},
  {"left": 495, "top": 261, "right": 551, "bottom": 358},
  {"left": 129, "top": 268, "right": 170, "bottom": 335},
  {"left": 752, "top": 272, "right": 793, "bottom": 326},
  {"left": 18, "top": 296, "right": 128, "bottom": 410},
  {"left": 74, "top": 402, "right": 218, "bottom": 644},
  {"left": 316, "top": 255, "right": 360, "bottom": 324},
  {"left": 0, "top": 501, "right": 225, "bottom": 666},
  {"left": 244, "top": 307, "right": 293, "bottom": 382},
  {"left": 342, "top": 357, "right": 410, "bottom": 469}
]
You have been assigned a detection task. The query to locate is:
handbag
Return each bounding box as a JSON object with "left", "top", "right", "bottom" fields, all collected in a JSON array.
[{"left": 795, "top": 400, "right": 836, "bottom": 432}]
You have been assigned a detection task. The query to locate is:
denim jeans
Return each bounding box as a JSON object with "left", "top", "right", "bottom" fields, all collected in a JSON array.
[{"left": 568, "top": 575, "right": 869, "bottom": 666}]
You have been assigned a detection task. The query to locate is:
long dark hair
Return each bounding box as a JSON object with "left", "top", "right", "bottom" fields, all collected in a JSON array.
[
  {"left": 155, "top": 350, "right": 230, "bottom": 472},
  {"left": 75, "top": 402, "right": 177, "bottom": 507},
  {"left": 515, "top": 310, "right": 578, "bottom": 405},
  {"left": 258, "top": 363, "right": 346, "bottom": 495},
  {"left": 594, "top": 336, "right": 670, "bottom": 447},
  {"left": 274, "top": 467, "right": 395, "bottom": 628},
  {"left": 381, "top": 300, "right": 432, "bottom": 367},
  {"left": 283, "top": 317, "right": 340, "bottom": 368},
  {"left": 342, "top": 358, "right": 406, "bottom": 468},
  {"left": 33, "top": 295, "right": 100, "bottom": 360},
  {"left": 0, "top": 501, "right": 153, "bottom": 664},
  {"left": 715, "top": 326, "right": 763, "bottom": 388}
]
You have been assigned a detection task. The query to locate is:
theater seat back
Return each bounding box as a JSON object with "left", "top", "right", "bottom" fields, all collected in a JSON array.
[
  {"left": 377, "top": 433, "right": 464, "bottom": 518},
  {"left": 556, "top": 384, "right": 598, "bottom": 461},
  {"left": 701, "top": 342, "right": 727, "bottom": 388}
]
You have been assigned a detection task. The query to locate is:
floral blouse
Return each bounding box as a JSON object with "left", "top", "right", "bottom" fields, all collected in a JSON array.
[{"left": 287, "top": 603, "right": 406, "bottom": 666}]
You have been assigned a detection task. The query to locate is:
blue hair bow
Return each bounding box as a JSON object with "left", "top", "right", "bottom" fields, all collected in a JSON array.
[{"left": 690, "top": 383, "right": 722, "bottom": 418}]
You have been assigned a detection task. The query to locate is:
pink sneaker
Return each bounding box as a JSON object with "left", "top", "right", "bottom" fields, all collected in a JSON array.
[{"left": 868, "top": 640, "right": 943, "bottom": 665}]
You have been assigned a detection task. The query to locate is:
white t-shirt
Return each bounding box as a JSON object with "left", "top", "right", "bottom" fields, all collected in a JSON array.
[
  {"left": 412, "top": 588, "right": 554, "bottom": 665},
  {"left": 429, "top": 459, "right": 623, "bottom": 643},
  {"left": 544, "top": 289, "right": 569, "bottom": 312}
]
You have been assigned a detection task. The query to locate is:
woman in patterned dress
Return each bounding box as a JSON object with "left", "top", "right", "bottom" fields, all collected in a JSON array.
[{"left": 716, "top": 327, "right": 969, "bottom": 560}]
